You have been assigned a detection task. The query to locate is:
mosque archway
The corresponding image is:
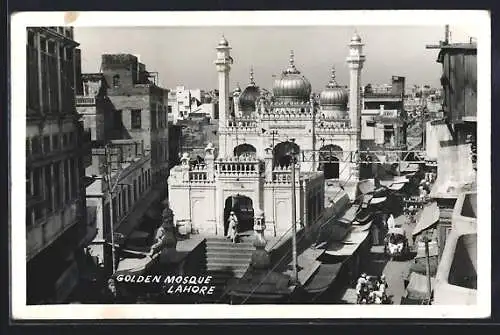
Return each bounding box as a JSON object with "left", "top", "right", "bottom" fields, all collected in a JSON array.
[
  {"left": 318, "top": 144, "right": 342, "bottom": 179},
  {"left": 273, "top": 141, "right": 300, "bottom": 167},
  {"left": 223, "top": 195, "right": 254, "bottom": 236},
  {"left": 233, "top": 143, "right": 257, "bottom": 158}
]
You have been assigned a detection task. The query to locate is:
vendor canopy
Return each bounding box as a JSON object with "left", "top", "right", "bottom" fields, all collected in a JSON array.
[{"left": 412, "top": 201, "right": 440, "bottom": 237}]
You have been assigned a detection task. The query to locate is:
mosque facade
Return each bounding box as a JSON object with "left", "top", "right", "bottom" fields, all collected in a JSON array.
[{"left": 168, "top": 32, "right": 366, "bottom": 237}]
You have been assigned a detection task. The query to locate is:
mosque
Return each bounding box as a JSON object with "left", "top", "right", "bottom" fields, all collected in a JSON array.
[{"left": 168, "top": 32, "right": 366, "bottom": 238}]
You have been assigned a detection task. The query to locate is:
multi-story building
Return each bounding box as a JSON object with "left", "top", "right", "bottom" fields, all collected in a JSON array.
[
  {"left": 98, "top": 54, "right": 170, "bottom": 196},
  {"left": 168, "top": 86, "right": 219, "bottom": 123},
  {"left": 360, "top": 76, "right": 408, "bottom": 152},
  {"left": 26, "top": 27, "right": 93, "bottom": 304},
  {"left": 411, "top": 39, "right": 477, "bottom": 305},
  {"left": 76, "top": 64, "right": 170, "bottom": 274}
]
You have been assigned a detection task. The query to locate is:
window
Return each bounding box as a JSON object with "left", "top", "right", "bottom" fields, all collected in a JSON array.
[
  {"left": 33, "top": 168, "right": 42, "bottom": 198},
  {"left": 69, "top": 132, "right": 74, "bottom": 145},
  {"left": 26, "top": 208, "right": 33, "bottom": 227},
  {"left": 121, "top": 191, "right": 127, "bottom": 214},
  {"left": 54, "top": 162, "right": 61, "bottom": 209},
  {"left": 112, "top": 198, "right": 118, "bottom": 224},
  {"left": 70, "top": 158, "right": 77, "bottom": 199},
  {"left": 62, "top": 133, "right": 68, "bottom": 147},
  {"left": 131, "top": 109, "right": 142, "bottom": 129},
  {"left": 151, "top": 110, "right": 157, "bottom": 130},
  {"left": 134, "top": 179, "right": 138, "bottom": 201},
  {"left": 47, "top": 40, "right": 55, "bottom": 54},
  {"left": 32, "top": 136, "right": 41, "bottom": 155},
  {"left": 128, "top": 187, "right": 132, "bottom": 208},
  {"left": 27, "top": 31, "right": 35, "bottom": 47},
  {"left": 43, "top": 135, "right": 51, "bottom": 153},
  {"left": 26, "top": 169, "right": 32, "bottom": 197},
  {"left": 113, "top": 75, "right": 120, "bottom": 87},
  {"left": 26, "top": 138, "right": 31, "bottom": 156},
  {"left": 114, "top": 110, "right": 123, "bottom": 130},
  {"left": 52, "top": 134, "right": 59, "bottom": 150},
  {"left": 64, "top": 160, "right": 70, "bottom": 202},
  {"left": 66, "top": 47, "right": 73, "bottom": 61},
  {"left": 44, "top": 166, "right": 53, "bottom": 213}
]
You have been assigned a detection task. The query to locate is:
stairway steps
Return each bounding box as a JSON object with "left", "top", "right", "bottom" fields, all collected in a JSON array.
[
  {"left": 206, "top": 256, "right": 252, "bottom": 263},
  {"left": 205, "top": 245, "right": 255, "bottom": 251}
]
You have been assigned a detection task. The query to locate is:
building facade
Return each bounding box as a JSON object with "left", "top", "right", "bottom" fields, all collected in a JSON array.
[
  {"left": 360, "top": 76, "right": 408, "bottom": 152},
  {"left": 26, "top": 27, "right": 93, "bottom": 304},
  {"left": 76, "top": 68, "right": 168, "bottom": 273},
  {"left": 168, "top": 33, "right": 366, "bottom": 238},
  {"left": 426, "top": 41, "right": 477, "bottom": 266}
]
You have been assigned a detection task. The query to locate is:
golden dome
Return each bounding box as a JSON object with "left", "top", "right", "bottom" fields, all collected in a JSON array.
[
  {"left": 272, "top": 50, "right": 312, "bottom": 102},
  {"left": 239, "top": 67, "right": 261, "bottom": 113},
  {"left": 319, "top": 66, "right": 348, "bottom": 109}
]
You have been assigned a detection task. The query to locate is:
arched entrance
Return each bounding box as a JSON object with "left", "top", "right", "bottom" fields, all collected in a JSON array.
[
  {"left": 273, "top": 141, "right": 300, "bottom": 167},
  {"left": 233, "top": 143, "right": 257, "bottom": 158},
  {"left": 223, "top": 195, "right": 254, "bottom": 237},
  {"left": 318, "top": 144, "right": 342, "bottom": 179}
]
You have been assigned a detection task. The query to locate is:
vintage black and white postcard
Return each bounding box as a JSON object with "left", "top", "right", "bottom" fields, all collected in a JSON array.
[{"left": 10, "top": 10, "right": 491, "bottom": 320}]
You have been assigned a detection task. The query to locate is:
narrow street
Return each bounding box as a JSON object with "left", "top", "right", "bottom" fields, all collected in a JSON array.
[
  {"left": 336, "top": 213, "right": 417, "bottom": 305},
  {"left": 337, "top": 245, "right": 412, "bottom": 304}
]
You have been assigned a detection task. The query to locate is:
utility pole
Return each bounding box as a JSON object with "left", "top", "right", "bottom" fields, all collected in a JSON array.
[
  {"left": 424, "top": 232, "right": 432, "bottom": 305},
  {"left": 291, "top": 154, "right": 298, "bottom": 284}
]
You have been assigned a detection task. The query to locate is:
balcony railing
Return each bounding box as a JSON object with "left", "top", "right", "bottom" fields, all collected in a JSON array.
[{"left": 75, "top": 96, "right": 96, "bottom": 106}]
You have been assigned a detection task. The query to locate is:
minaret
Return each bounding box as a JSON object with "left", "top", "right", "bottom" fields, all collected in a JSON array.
[
  {"left": 214, "top": 35, "right": 233, "bottom": 130},
  {"left": 346, "top": 31, "right": 366, "bottom": 182}
]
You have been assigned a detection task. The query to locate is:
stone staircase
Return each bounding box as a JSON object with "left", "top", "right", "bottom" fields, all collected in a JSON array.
[{"left": 205, "top": 237, "right": 255, "bottom": 278}]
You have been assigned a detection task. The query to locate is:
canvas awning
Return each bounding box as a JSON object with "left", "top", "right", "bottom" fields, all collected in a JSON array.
[
  {"left": 370, "top": 196, "right": 387, "bottom": 205},
  {"left": 325, "top": 230, "right": 370, "bottom": 257},
  {"left": 358, "top": 179, "right": 375, "bottom": 195},
  {"left": 352, "top": 221, "right": 372, "bottom": 232},
  {"left": 389, "top": 182, "right": 406, "bottom": 191},
  {"left": 406, "top": 272, "right": 435, "bottom": 300},
  {"left": 339, "top": 205, "right": 359, "bottom": 223},
  {"left": 412, "top": 202, "right": 440, "bottom": 236},
  {"left": 361, "top": 194, "right": 373, "bottom": 208}
]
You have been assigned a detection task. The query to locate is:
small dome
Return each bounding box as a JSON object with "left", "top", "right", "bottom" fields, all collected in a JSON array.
[
  {"left": 218, "top": 35, "right": 229, "bottom": 47},
  {"left": 239, "top": 67, "right": 261, "bottom": 114},
  {"left": 233, "top": 83, "right": 242, "bottom": 95},
  {"left": 272, "top": 50, "right": 312, "bottom": 102},
  {"left": 319, "top": 66, "right": 348, "bottom": 109},
  {"left": 351, "top": 31, "right": 362, "bottom": 43}
]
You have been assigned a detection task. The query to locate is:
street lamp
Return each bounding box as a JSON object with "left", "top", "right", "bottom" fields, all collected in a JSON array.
[
  {"left": 287, "top": 139, "right": 299, "bottom": 284},
  {"left": 103, "top": 144, "right": 131, "bottom": 275}
]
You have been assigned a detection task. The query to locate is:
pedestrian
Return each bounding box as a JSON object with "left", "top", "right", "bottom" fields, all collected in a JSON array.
[
  {"left": 228, "top": 211, "right": 239, "bottom": 244},
  {"left": 387, "top": 213, "right": 396, "bottom": 230}
]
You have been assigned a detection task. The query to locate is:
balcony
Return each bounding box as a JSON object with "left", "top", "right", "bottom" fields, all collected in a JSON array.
[
  {"left": 27, "top": 201, "right": 78, "bottom": 261},
  {"left": 75, "top": 96, "right": 96, "bottom": 106}
]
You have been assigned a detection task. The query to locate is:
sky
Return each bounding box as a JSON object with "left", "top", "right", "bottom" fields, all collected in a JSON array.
[{"left": 74, "top": 25, "right": 476, "bottom": 92}]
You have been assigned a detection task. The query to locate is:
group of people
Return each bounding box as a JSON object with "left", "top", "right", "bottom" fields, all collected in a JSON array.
[{"left": 355, "top": 273, "right": 389, "bottom": 304}]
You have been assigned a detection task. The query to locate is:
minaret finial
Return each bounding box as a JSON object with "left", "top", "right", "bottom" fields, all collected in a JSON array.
[
  {"left": 327, "top": 66, "right": 339, "bottom": 88},
  {"left": 284, "top": 50, "right": 299, "bottom": 74},
  {"left": 250, "top": 66, "right": 255, "bottom": 86}
]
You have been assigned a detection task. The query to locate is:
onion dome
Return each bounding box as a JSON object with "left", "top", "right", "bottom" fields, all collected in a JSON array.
[
  {"left": 233, "top": 83, "right": 242, "bottom": 96},
  {"left": 218, "top": 35, "right": 229, "bottom": 47},
  {"left": 239, "top": 67, "right": 261, "bottom": 114},
  {"left": 351, "top": 31, "right": 362, "bottom": 43},
  {"left": 272, "top": 50, "right": 312, "bottom": 102},
  {"left": 319, "top": 66, "right": 348, "bottom": 110}
]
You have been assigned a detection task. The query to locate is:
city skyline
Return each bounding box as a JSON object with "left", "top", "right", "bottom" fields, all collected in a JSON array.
[{"left": 74, "top": 25, "right": 476, "bottom": 92}]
